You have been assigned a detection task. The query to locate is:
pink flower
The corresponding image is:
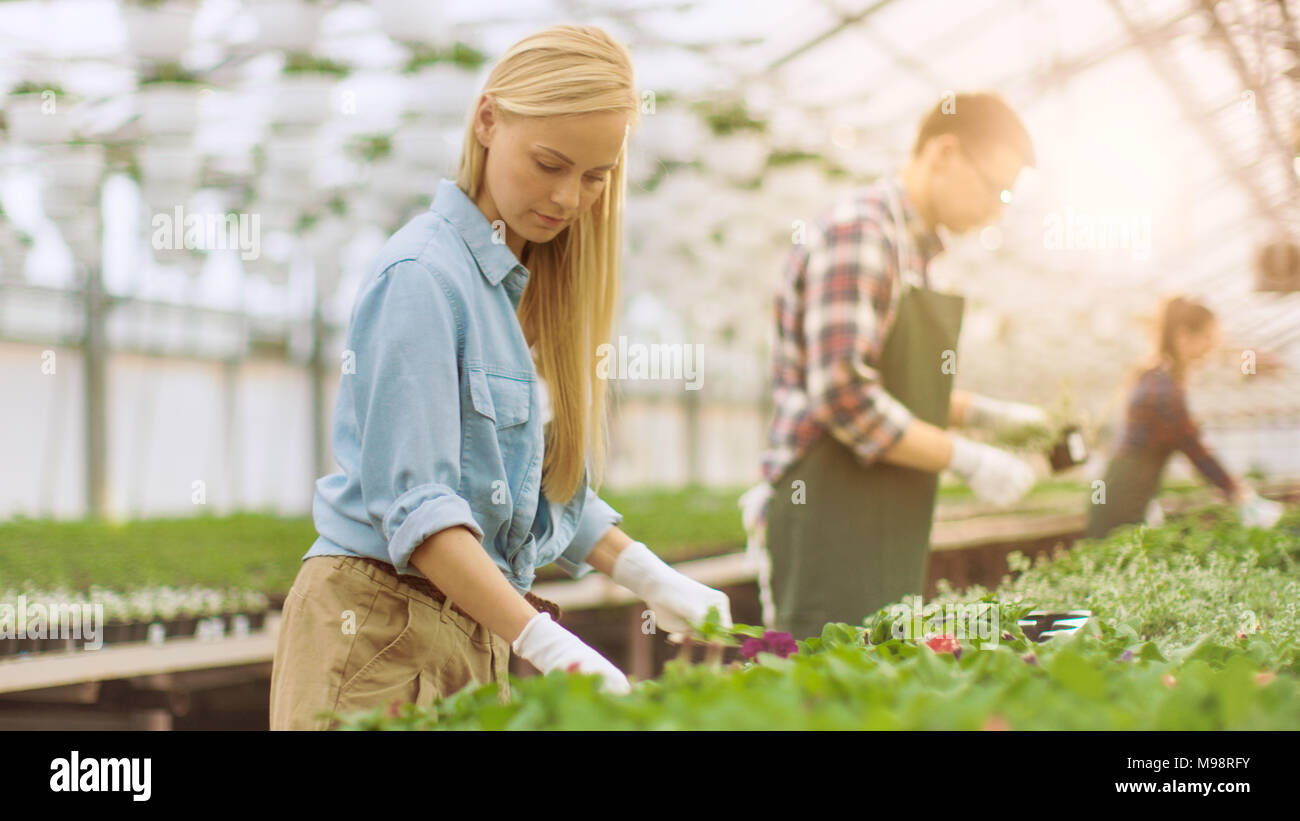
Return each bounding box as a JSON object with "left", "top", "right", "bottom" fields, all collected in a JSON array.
[{"left": 740, "top": 631, "right": 799, "bottom": 661}]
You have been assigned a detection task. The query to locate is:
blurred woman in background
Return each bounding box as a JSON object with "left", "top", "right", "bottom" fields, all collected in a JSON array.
[{"left": 1083, "top": 296, "right": 1284, "bottom": 540}]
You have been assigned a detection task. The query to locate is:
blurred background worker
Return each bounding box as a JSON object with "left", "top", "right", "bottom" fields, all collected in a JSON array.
[
  {"left": 745, "top": 93, "right": 1053, "bottom": 641},
  {"left": 1084, "top": 296, "right": 1286, "bottom": 540}
]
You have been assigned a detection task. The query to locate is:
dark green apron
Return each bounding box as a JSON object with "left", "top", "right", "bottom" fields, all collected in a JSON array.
[
  {"left": 766, "top": 283, "right": 965, "bottom": 641},
  {"left": 1082, "top": 449, "right": 1166, "bottom": 540}
]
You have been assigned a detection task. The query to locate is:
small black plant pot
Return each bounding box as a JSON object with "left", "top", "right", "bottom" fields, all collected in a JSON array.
[
  {"left": 104, "top": 621, "right": 134, "bottom": 645},
  {"left": 0, "top": 637, "right": 18, "bottom": 657},
  {"left": 166, "top": 617, "right": 198, "bottom": 639},
  {"left": 16, "top": 635, "right": 42, "bottom": 655},
  {"left": 1048, "top": 425, "right": 1089, "bottom": 473},
  {"left": 129, "top": 621, "right": 151, "bottom": 642},
  {"left": 40, "top": 635, "right": 74, "bottom": 653},
  {"left": 249, "top": 611, "right": 267, "bottom": 631}
]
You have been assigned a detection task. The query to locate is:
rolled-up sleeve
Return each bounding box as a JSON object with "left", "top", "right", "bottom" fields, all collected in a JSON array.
[
  {"left": 802, "top": 220, "right": 916, "bottom": 467},
  {"left": 348, "top": 259, "right": 483, "bottom": 574},
  {"left": 553, "top": 486, "right": 623, "bottom": 579}
]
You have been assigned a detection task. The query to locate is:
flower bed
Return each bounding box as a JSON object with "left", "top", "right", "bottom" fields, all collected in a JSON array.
[{"left": 332, "top": 504, "right": 1300, "bottom": 730}]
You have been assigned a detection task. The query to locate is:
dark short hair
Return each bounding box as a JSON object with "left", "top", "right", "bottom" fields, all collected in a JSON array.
[{"left": 911, "top": 92, "right": 1035, "bottom": 168}]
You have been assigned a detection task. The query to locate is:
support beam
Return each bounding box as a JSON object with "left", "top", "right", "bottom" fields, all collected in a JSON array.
[
  {"left": 1197, "top": 0, "right": 1300, "bottom": 202},
  {"left": 81, "top": 260, "right": 107, "bottom": 518},
  {"left": 1105, "top": 0, "right": 1293, "bottom": 237}
]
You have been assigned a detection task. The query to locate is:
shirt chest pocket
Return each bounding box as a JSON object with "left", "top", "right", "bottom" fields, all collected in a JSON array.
[{"left": 468, "top": 368, "right": 532, "bottom": 429}]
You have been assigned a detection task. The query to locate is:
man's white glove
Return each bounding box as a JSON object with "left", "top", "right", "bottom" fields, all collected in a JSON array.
[
  {"left": 948, "top": 434, "right": 1036, "bottom": 508},
  {"left": 1237, "top": 489, "right": 1284, "bottom": 530},
  {"left": 511, "top": 612, "right": 630, "bottom": 695},
  {"left": 965, "top": 395, "right": 1050, "bottom": 434},
  {"left": 612, "top": 541, "right": 733, "bottom": 636}
]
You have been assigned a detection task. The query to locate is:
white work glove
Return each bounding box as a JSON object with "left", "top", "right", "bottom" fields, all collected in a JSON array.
[
  {"left": 739, "top": 482, "right": 772, "bottom": 547},
  {"left": 1143, "top": 498, "right": 1166, "bottom": 527},
  {"left": 612, "top": 541, "right": 733, "bottom": 637},
  {"left": 1237, "top": 489, "right": 1284, "bottom": 530},
  {"left": 511, "top": 612, "right": 631, "bottom": 695},
  {"left": 965, "top": 395, "right": 1050, "bottom": 434},
  {"left": 948, "top": 434, "right": 1036, "bottom": 508}
]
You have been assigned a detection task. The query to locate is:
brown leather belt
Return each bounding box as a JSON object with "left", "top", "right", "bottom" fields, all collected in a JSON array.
[{"left": 354, "top": 557, "right": 562, "bottom": 623}]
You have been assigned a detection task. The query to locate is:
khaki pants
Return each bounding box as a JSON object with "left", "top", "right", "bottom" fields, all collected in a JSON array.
[{"left": 269, "top": 556, "right": 512, "bottom": 730}]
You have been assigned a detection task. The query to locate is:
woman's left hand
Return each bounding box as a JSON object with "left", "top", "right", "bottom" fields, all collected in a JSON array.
[
  {"left": 611, "top": 542, "right": 733, "bottom": 636},
  {"left": 1237, "top": 489, "right": 1285, "bottom": 529}
]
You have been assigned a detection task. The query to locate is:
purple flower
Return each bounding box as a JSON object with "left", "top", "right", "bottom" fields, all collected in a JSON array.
[
  {"left": 763, "top": 631, "right": 799, "bottom": 658},
  {"left": 1118, "top": 649, "right": 1134, "bottom": 663},
  {"left": 740, "top": 631, "right": 799, "bottom": 661}
]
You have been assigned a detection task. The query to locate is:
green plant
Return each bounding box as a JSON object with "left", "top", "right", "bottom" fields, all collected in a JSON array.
[
  {"left": 10, "top": 82, "right": 67, "bottom": 97},
  {"left": 330, "top": 612, "right": 1300, "bottom": 730},
  {"left": 282, "top": 53, "right": 350, "bottom": 77},
  {"left": 347, "top": 133, "right": 392, "bottom": 163},
  {"left": 402, "top": 41, "right": 488, "bottom": 73},
  {"left": 328, "top": 503, "right": 1300, "bottom": 730},
  {"left": 692, "top": 99, "right": 767, "bottom": 137},
  {"left": 139, "top": 62, "right": 202, "bottom": 85}
]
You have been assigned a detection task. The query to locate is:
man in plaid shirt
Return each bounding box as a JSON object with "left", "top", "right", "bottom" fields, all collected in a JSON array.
[{"left": 743, "top": 93, "right": 1052, "bottom": 636}]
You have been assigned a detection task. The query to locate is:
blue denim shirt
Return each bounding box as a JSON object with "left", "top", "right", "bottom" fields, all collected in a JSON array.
[{"left": 305, "top": 178, "right": 623, "bottom": 593}]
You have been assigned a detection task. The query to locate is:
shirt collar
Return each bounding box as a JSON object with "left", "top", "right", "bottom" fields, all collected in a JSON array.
[
  {"left": 430, "top": 178, "right": 528, "bottom": 287},
  {"left": 887, "top": 174, "right": 944, "bottom": 265}
]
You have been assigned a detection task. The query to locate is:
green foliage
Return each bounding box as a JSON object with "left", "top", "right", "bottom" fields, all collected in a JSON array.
[
  {"left": 692, "top": 99, "right": 767, "bottom": 137},
  {"left": 0, "top": 512, "right": 313, "bottom": 595},
  {"left": 10, "top": 82, "right": 67, "bottom": 97},
  {"left": 282, "top": 53, "right": 351, "bottom": 76},
  {"left": 333, "top": 620, "right": 1300, "bottom": 730},
  {"left": 934, "top": 503, "right": 1300, "bottom": 661},
  {"left": 333, "top": 503, "right": 1300, "bottom": 730},
  {"left": 402, "top": 41, "right": 488, "bottom": 73},
  {"left": 138, "top": 62, "right": 202, "bottom": 85},
  {"left": 347, "top": 133, "right": 393, "bottom": 163}
]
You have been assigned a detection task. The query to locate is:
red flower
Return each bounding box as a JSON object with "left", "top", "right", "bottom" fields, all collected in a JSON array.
[
  {"left": 566, "top": 661, "right": 581, "bottom": 673},
  {"left": 925, "top": 634, "right": 962, "bottom": 659}
]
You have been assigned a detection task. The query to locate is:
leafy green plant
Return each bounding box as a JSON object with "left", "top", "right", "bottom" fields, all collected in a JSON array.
[
  {"left": 402, "top": 41, "right": 488, "bottom": 73},
  {"left": 347, "top": 133, "right": 392, "bottom": 163},
  {"left": 138, "top": 62, "right": 202, "bottom": 85},
  {"left": 692, "top": 99, "right": 767, "bottom": 137},
  {"left": 329, "top": 503, "right": 1300, "bottom": 730},
  {"left": 331, "top": 615, "right": 1300, "bottom": 730},
  {"left": 9, "top": 82, "right": 67, "bottom": 97},
  {"left": 282, "top": 53, "right": 350, "bottom": 77}
]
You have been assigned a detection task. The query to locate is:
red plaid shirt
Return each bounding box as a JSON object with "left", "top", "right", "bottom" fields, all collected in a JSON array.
[
  {"left": 759, "top": 175, "right": 945, "bottom": 503},
  {"left": 1119, "top": 365, "right": 1237, "bottom": 496}
]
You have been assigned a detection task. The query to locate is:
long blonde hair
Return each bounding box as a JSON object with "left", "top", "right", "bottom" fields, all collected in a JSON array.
[{"left": 456, "top": 25, "right": 638, "bottom": 503}]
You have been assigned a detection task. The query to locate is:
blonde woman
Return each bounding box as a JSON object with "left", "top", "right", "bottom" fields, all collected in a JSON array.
[{"left": 270, "top": 25, "right": 731, "bottom": 730}]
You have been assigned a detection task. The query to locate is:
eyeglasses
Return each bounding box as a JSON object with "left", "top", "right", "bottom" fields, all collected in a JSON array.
[{"left": 959, "top": 143, "right": 1014, "bottom": 206}]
